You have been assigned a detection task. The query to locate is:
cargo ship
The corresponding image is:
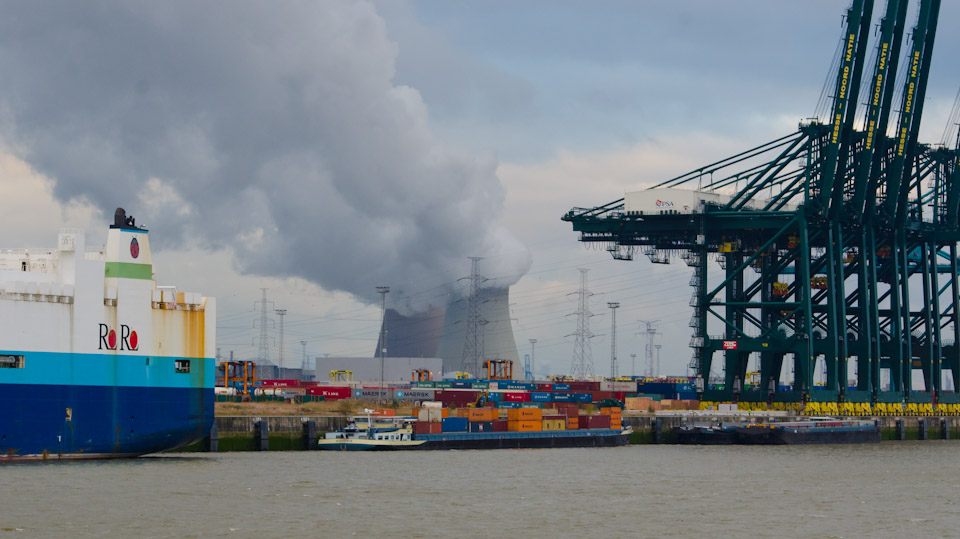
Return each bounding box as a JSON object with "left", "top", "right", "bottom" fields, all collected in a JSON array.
[
  {"left": 0, "top": 209, "right": 216, "bottom": 460},
  {"left": 318, "top": 407, "right": 631, "bottom": 451},
  {"left": 675, "top": 419, "right": 880, "bottom": 445}
]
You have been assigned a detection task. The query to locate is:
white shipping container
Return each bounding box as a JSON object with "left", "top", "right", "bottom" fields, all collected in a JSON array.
[
  {"left": 624, "top": 188, "right": 703, "bottom": 215},
  {"left": 418, "top": 408, "right": 443, "bottom": 422},
  {"left": 625, "top": 188, "right": 763, "bottom": 216},
  {"left": 600, "top": 381, "right": 637, "bottom": 392}
]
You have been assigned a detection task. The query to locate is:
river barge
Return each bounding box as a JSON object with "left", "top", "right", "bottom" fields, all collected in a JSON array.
[
  {"left": 318, "top": 415, "right": 631, "bottom": 451},
  {"left": 675, "top": 419, "right": 880, "bottom": 445}
]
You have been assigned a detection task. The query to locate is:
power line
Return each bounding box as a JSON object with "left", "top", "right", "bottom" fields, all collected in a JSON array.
[
  {"left": 608, "top": 302, "right": 620, "bottom": 378},
  {"left": 569, "top": 268, "right": 595, "bottom": 379},
  {"left": 275, "top": 308, "right": 287, "bottom": 374},
  {"left": 459, "top": 257, "right": 487, "bottom": 377},
  {"left": 637, "top": 319, "right": 662, "bottom": 377},
  {"left": 253, "top": 288, "right": 274, "bottom": 364}
]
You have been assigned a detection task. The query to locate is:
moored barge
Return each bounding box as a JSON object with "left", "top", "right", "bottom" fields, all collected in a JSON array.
[{"left": 675, "top": 419, "right": 880, "bottom": 445}]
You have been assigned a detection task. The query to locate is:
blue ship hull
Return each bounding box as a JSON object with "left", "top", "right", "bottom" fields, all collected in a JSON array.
[{"left": 0, "top": 383, "right": 213, "bottom": 459}]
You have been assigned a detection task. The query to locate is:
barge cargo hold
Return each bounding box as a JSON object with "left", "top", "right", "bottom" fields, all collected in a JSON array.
[
  {"left": 0, "top": 209, "right": 216, "bottom": 460},
  {"left": 318, "top": 416, "right": 631, "bottom": 451},
  {"left": 675, "top": 419, "right": 880, "bottom": 445}
]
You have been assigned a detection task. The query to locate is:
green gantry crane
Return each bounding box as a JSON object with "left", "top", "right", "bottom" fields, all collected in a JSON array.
[{"left": 563, "top": 0, "right": 960, "bottom": 412}]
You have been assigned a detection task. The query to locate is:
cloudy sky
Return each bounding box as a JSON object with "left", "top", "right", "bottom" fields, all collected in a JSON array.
[{"left": 1, "top": 1, "right": 958, "bottom": 378}]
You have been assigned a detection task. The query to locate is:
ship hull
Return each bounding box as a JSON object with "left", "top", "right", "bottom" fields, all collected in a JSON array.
[
  {"left": 673, "top": 421, "right": 880, "bottom": 445},
  {"left": 0, "top": 217, "right": 216, "bottom": 461},
  {"left": 734, "top": 424, "right": 881, "bottom": 445},
  {"left": 674, "top": 426, "right": 739, "bottom": 445},
  {"left": 414, "top": 429, "right": 631, "bottom": 450},
  {"left": 0, "top": 382, "right": 213, "bottom": 460},
  {"left": 316, "top": 439, "right": 428, "bottom": 451}
]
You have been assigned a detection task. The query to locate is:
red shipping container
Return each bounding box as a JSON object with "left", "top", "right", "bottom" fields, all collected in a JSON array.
[
  {"left": 560, "top": 405, "right": 580, "bottom": 417},
  {"left": 542, "top": 415, "right": 566, "bottom": 421},
  {"left": 261, "top": 379, "right": 300, "bottom": 388},
  {"left": 502, "top": 392, "right": 531, "bottom": 402},
  {"left": 492, "top": 420, "right": 508, "bottom": 432},
  {"left": 580, "top": 414, "right": 612, "bottom": 430},
  {"left": 436, "top": 390, "right": 479, "bottom": 406},
  {"left": 592, "top": 391, "right": 614, "bottom": 401},
  {"left": 307, "top": 386, "right": 351, "bottom": 399},
  {"left": 614, "top": 392, "right": 627, "bottom": 401},
  {"left": 567, "top": 381, "right": 601, "bottom": 392},
  {"left": 536, "top": 383, "right": 554, "bottom": 391},
  {"left": 414, "top": 422, "right": 442, "bottom": 434}
]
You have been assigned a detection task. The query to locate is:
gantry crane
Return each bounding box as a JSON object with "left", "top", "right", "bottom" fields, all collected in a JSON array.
[{"left": 564, "top": 0, "right": 959, "bottom": 413}]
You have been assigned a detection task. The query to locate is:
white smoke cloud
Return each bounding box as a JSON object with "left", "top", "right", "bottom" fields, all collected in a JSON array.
[{"left": 0, "top": 0, "right": 530, "bottom": 307}]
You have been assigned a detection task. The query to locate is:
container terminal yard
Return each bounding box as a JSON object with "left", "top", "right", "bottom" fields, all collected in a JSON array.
[
  {"left": 196, "top": 360, "right": 958, "bottom": 451},
  {"left": 198, "top": 0, "right": 960, "bottom": 452}
]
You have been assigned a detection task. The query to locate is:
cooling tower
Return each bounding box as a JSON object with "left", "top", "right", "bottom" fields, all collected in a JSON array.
[
  {"left": 436, "top": 287, "right": 520, "bottom": 374},
  {"left": 374, "top": 305, "right": 445, "bottom": 358},
  {"left": 375, "top": 287, "right": 520, "bottom": 375}
]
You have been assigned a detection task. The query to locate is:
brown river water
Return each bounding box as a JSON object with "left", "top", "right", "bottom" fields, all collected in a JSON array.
[{"left": 1, "top": 442, "right": 958, "bottom": 538}]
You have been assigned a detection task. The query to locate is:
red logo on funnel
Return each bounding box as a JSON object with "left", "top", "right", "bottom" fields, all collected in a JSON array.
[{"left": 130, "top": 238, "right": 140, "bottom": 259}]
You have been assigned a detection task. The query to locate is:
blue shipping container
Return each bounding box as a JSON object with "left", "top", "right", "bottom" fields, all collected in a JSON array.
[
  {"left": 677, "top": 391, "right": 699, "bottom": 400},
  {"left": 530, "top": 392, "right": 552, "bottom": 402},
  {"left": 675, "top": 383, "right": 694, "bottom": 392},
  {"left": 552, "top": 393, "right": 574, "bottom": 402},
  {"left": 469, "top": 421, "right": 493, "bottom": 433},
  {"left": 498, "top": 402, "right": 522, "bottom": 409},
  {"left": 638, "top": 382, "right": 679, "bottom": 399},
  {"left": 503, "top": 382, "right": 536, "bottom": 391},
  {"left": 442, "top": 417, "right": 468, "bottom": 432},
  {"left": 575, "top": 393, "right": 593, "bottom": 403},
  {"left": 553, "top": 383, "right": 571, "bottom": 391},
  {"left": 486, "top": 392, "right": 502, "bottom": 402}
]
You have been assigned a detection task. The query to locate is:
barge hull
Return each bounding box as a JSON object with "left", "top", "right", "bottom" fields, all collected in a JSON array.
[
  {"left": 415, "top": 429, "right": 630, "bottom": 450},
  {"left": 735, "top": 426, "right": 881, "bottom": 444}
]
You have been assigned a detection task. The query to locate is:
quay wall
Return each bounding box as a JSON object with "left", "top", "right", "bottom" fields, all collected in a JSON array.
[{"left": 171, "top": 415, "right": 960, "bottom": 452}]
